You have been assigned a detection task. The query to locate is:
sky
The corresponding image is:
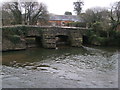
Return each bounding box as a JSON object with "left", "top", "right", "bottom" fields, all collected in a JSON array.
[
  {"left": 0, "top": 0, "right": 120, "bottom": 15},
  {"left": 38, "top": 0, "right": 120, "bottom": 15}
]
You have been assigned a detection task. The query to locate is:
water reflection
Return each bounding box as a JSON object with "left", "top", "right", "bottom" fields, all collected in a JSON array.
[
  {"left": 2, "top": 46, "right": 119, "bottom": 71},
  {"left": 2, "top": 47, "right": 87, "bottom": 65}
]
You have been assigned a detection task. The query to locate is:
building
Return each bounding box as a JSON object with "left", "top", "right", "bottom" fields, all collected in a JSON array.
[{"left": 49, "top": 15, "right": 83, "bottom": 26}]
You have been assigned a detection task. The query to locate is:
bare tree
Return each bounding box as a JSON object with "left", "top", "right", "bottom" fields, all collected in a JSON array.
[
  {"left": 21, "top": 2, "right": 49, "bottom": 25},
  {"left": 2, "top": 1, "right": 49, "bottom": 25}
]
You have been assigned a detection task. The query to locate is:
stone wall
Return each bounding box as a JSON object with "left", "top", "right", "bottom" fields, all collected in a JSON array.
[
  {"left": 2, "top": 26, "right": 26, "bottom": 51},
  {"left": 2, "top": 38, "right": 26, "bottom": 51}
]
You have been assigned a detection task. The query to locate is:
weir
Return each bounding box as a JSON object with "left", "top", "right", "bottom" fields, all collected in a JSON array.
[{"left": 2, "top": 25, "right": 87, "bottom": 51}]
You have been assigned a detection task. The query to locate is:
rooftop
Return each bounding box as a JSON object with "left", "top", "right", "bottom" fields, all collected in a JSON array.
[{"left": 49, "top": 15, "right": 83, "bottom": 22}]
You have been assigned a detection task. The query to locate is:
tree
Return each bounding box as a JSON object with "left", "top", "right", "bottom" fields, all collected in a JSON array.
[
  {"left": 2, "top": 2, "right": 22, "bottom": 24},
  {"left": 64, "top": 11, "right": 72, "bottom": 15},
  {"left": 21, "top": 2, "right": 49, "bottom": 25},
  {"left": 81, "top": 7, "right": 111, "bottom": 38},
  {"left": 82, "top": 7, "right": 109, "bottom": 28},
  {"left": 2, "top": 3, "right": 14, "bottom": 25},
  {"left": 2, "top": 1, "right": 49, "bottom": 25},
  {"left": 73, "top": 0, "right": 84, "bottom": 15},
  {"left": 2, "top": 10, "right": 14, "bottom": 25},
  {"left": 109, "top": 1, "right": 120, "bottom": 30}
]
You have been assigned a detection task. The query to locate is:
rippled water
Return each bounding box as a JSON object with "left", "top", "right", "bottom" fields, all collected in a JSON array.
[{"left": 2, "top": 46, "right": 119, "bottom": 88}]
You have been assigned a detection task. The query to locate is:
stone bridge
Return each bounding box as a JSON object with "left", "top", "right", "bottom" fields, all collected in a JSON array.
[
  {"left": 2, "top": 26, "right": 87, "bottom": 51},
  {"left": 25, "top": 26, "right": 87, "bottom": 48}
]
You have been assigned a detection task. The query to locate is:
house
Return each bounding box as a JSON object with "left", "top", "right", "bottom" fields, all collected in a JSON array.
[{"left": 49, "top": 15, "right": 83, "bottom": 26}]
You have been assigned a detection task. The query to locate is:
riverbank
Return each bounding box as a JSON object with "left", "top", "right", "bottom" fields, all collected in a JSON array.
[
  {"left": 2, "top": 64, "right": 117, "bottom": 88},
  {"left": 2, "top": 46, "right": 119, "bottom": 88}
]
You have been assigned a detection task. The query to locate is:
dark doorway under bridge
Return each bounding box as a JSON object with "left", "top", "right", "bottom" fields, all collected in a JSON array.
[
  {"left": 25, "top": 36, "right": 42, "bottom": 48},
  {"left": 55, "top": 35, "right": 71, "bottom": 48}
]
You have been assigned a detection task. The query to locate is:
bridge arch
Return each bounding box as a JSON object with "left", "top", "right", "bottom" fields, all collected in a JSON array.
[
  {"left": 25, "top": 36, "right": 42, "bottom": 48},
  {"left": 55, "top": 35, "right": 71, "bottom": 47}
]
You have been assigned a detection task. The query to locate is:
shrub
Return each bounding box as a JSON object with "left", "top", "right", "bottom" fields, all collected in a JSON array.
[
  {"left": 66, "top": 22, "right": 86, "bottom": 27},
  {"left": 99, "top": 30, "right": 107, "bottom": 37},
  {"left": 92, "top": 22, "right": 103, "bottom": 31}
]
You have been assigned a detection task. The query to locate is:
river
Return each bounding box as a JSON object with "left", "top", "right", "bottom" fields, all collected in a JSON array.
[{"left": 2, "top": 46, "right": 119, "bottom": 88}]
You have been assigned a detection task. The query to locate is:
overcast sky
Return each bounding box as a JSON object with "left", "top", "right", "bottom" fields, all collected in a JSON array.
[
  {"left": 0, "top": 0, "right": 120, "bottom": 15},
  {"left": 39, "top": 0, "right": 120, "bottom": 15}
]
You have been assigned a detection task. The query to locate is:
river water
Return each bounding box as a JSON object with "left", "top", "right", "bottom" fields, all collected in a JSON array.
[{"left": 2, "top": 46, "right": 119, "bottom": 88}]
